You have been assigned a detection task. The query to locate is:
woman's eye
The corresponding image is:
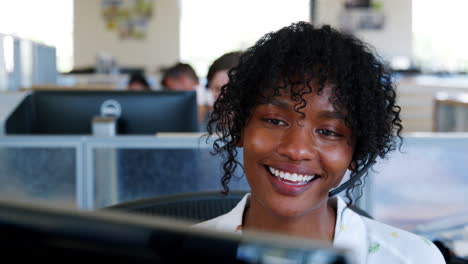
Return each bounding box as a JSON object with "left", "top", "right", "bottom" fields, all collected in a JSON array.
[
  {"left": 317, "top": 129, "right": 340, "bottom": 137},
  {"left": 264, "top": 118, "right": 286, "bottom": 126}
]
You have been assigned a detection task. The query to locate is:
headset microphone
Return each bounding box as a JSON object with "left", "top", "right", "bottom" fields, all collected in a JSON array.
[{"left": 328, "top": 160, "right": 376, "bottom": 197}]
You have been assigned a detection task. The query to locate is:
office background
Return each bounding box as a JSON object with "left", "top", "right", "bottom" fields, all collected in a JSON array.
[{"left": 0, "top": 0, "right": 467, "bottom": 260}]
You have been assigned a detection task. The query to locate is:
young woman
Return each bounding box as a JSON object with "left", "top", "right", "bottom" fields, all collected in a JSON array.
[{"left": 197, "top": 22, "right": 445, "bottom": 263}]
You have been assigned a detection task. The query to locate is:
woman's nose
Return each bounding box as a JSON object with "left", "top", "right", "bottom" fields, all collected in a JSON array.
[{"left": 276, "top": 126, "right": 318, "bottom": 161}]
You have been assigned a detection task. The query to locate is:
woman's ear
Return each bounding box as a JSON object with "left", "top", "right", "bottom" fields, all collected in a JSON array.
[{"left": 348, "top": 160, "right": 357, "bottom": 171}]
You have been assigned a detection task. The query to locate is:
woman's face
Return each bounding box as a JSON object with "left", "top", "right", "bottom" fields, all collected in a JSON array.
[{"left": 239, "top": 85, "right": 355, "bottom": 218}]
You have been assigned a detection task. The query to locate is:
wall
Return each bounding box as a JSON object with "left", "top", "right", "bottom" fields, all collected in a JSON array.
[
  {"left": 315, "top": 0, "right": 425, "bottom": 132},
  {"left": 73, "top": 0, "right": 180, "bottom": 73},
  {"left": 316, "top": 0, "right": 412, "bottom": 61}
]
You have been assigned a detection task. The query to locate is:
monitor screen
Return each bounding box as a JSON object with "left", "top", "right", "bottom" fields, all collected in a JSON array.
[
  {"left": 0, "top": 198, "right": 350, "bottom": 263},
  {"left": 5, "top": 90, "right": 199, "bottom": 135}
]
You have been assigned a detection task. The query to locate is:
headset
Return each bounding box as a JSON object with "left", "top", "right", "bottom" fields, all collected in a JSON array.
[{"left": 328, "top": 160, "right": 376, "bottom": 197}]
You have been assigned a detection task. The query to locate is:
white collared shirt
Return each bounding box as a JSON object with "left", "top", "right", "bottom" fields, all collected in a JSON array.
[{"left": 196, "top": 194, "right": 445, "bottom": 264}]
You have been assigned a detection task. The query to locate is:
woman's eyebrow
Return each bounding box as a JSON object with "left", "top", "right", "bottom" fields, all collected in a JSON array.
[
  {"left": 318, "top": 110, "right": 346, "bottom": 120},
  {"left": 261, "top": 98, "right": 291, "bottom": 109}
]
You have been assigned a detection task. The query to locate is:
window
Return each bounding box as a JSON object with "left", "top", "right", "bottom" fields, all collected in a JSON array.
[
  {"left": 413, "top": 0, "right": 468, "bottom": 73},
  {"left": 180, "top": 0, "right": 310, "bottom": 78},
  {"left": 0, "top": 0, "right": 74, "bottom": 73}
]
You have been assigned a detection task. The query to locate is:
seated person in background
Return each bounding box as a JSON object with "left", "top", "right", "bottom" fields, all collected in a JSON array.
[
  {"left": 160, "top": 62, "right": 199, "bottom": 91},
  {"left": 206, "top": 51, "right": 242, "bottom": 102},
  {"left": 127, "top": 73, "right": 151, "bottom": 91},
  {"left": 161, "top": 62, "right": 209, "bottom": 124},
  {"left": 197, "top": 22, "right": 445, "bottom": 263},
  {"left": 200, "top": 51, "right": 242, "bottom": 130}
]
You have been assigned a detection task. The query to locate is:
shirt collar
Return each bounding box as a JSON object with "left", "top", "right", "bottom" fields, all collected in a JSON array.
[
  {"left": 333, "top": 195, "right": 368, "bottom": 264},
  {"left": 214, "top": 193, "right": 250, "bottom": 232},
  {"left": 215, "top": 193, "right": 368, "bottom": 263}
]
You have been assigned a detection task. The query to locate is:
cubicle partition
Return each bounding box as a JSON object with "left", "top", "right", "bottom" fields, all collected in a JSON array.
[
  {"left": 363, "top": 133, "right": 468, "bottom": 229},
  {"left": 434, "top": 92, "right": 468, "bottom": 132},
  {"left": 0, "top": 136, "right": 83, "bottom": 208},
  {"left": 0, "top": 134, "right": 248, "bottom": 210},
  {"left": 0, "top": 33, "right": 57, "bottom": 91},
  {"left": 362, "top": 133, "right": 468, "bottom": 255},
  {"left": 87, "top": 135, "right": 247, "bottom": 209}
]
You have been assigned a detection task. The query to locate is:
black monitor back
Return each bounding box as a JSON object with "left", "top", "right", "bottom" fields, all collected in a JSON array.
[
  {"left": 6, "top": 91, "right": 199, "bottom": 135},
  {"left": 0, "top": 199, "right": 350, "bottom": 264}
]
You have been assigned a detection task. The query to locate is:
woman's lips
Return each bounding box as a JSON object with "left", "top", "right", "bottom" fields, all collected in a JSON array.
[
  {"left": 268, "top": 166, "right": 316, "bottom": 185},
  {"left": 265, "top": 165, "right": 320, "bottom": 196}
]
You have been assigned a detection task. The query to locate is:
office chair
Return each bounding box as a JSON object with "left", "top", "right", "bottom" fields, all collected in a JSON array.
[
  {"left": 105, "top": 190, "right": 373, "bottom": 223},
  {"left": 106, "top": 190, "right": 248, "bottom": 222}
]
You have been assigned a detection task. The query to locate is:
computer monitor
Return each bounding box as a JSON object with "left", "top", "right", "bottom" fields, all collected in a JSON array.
[
  {"left": 0, "top": 198, "right": 350, "bottom": 263},
  {"left": 5, "top": 90, "right": 199, "bottom": 135}
]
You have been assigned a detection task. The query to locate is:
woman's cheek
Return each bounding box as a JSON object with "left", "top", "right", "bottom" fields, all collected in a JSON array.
[{"left": 244, "top": 128, "right": 279, "bottom": 155}]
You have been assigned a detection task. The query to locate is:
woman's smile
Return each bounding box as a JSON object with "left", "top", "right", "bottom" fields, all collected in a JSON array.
[
  {"left": 265, "top": 164, "right": 320, "bottom": 196},
  {"left": 268, "top": 165, "right": 317, "bottom": 185}
]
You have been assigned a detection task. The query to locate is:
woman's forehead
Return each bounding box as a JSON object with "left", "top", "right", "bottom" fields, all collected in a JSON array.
[
  {"left": 258, "top": 81, "right": 336, "bottom": 103},
  {"left": 260, "top": 90, "right": 336, "bottom": 110},
  {"left": 252, "top": 82, "right": 350, "bottom": 120}
]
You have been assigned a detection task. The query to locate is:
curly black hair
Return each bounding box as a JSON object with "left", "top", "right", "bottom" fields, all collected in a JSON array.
[{"left": 207, "top": 22, "right": 402, "bottom": 202}]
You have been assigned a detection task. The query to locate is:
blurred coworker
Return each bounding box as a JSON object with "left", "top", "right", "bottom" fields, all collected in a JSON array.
[
  {"left": 161, "top": 62, "right": 199, "bottom": 91},
  {"left": 206, "top": 51, "right": 242, "bottom": 103},
  {"left": 128, "top": 73, "right": 151, "bottom": 91},
  {"left": 200, "top": 51, "right": 242, "bottom": 130},
  {"left": 160, "top": 62, "right": 210, "bottom": 125}
]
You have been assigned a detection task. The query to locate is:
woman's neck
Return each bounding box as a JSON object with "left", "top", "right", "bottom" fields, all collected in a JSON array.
[{"left": 243, "top": 197, "right": 337, "bottom": 245}]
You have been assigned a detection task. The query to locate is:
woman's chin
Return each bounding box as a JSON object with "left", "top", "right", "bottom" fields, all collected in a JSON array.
[
  {"left": 265, "top": 199, "right": 319, "bottom": 219},
  {"left": 254, "top": 193, "right": 329, "bottom": 220}
]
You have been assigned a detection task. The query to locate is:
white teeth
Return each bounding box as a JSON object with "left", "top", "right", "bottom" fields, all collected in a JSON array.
[
  {"left": 268, "top": 166, "right": 316, "bottom": 183},
  {"left": 292, "top": 173, "right": 298, "bottom": 181},
  {"left": 269, "top": 167, "right": 275, "bottom": 174}
]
